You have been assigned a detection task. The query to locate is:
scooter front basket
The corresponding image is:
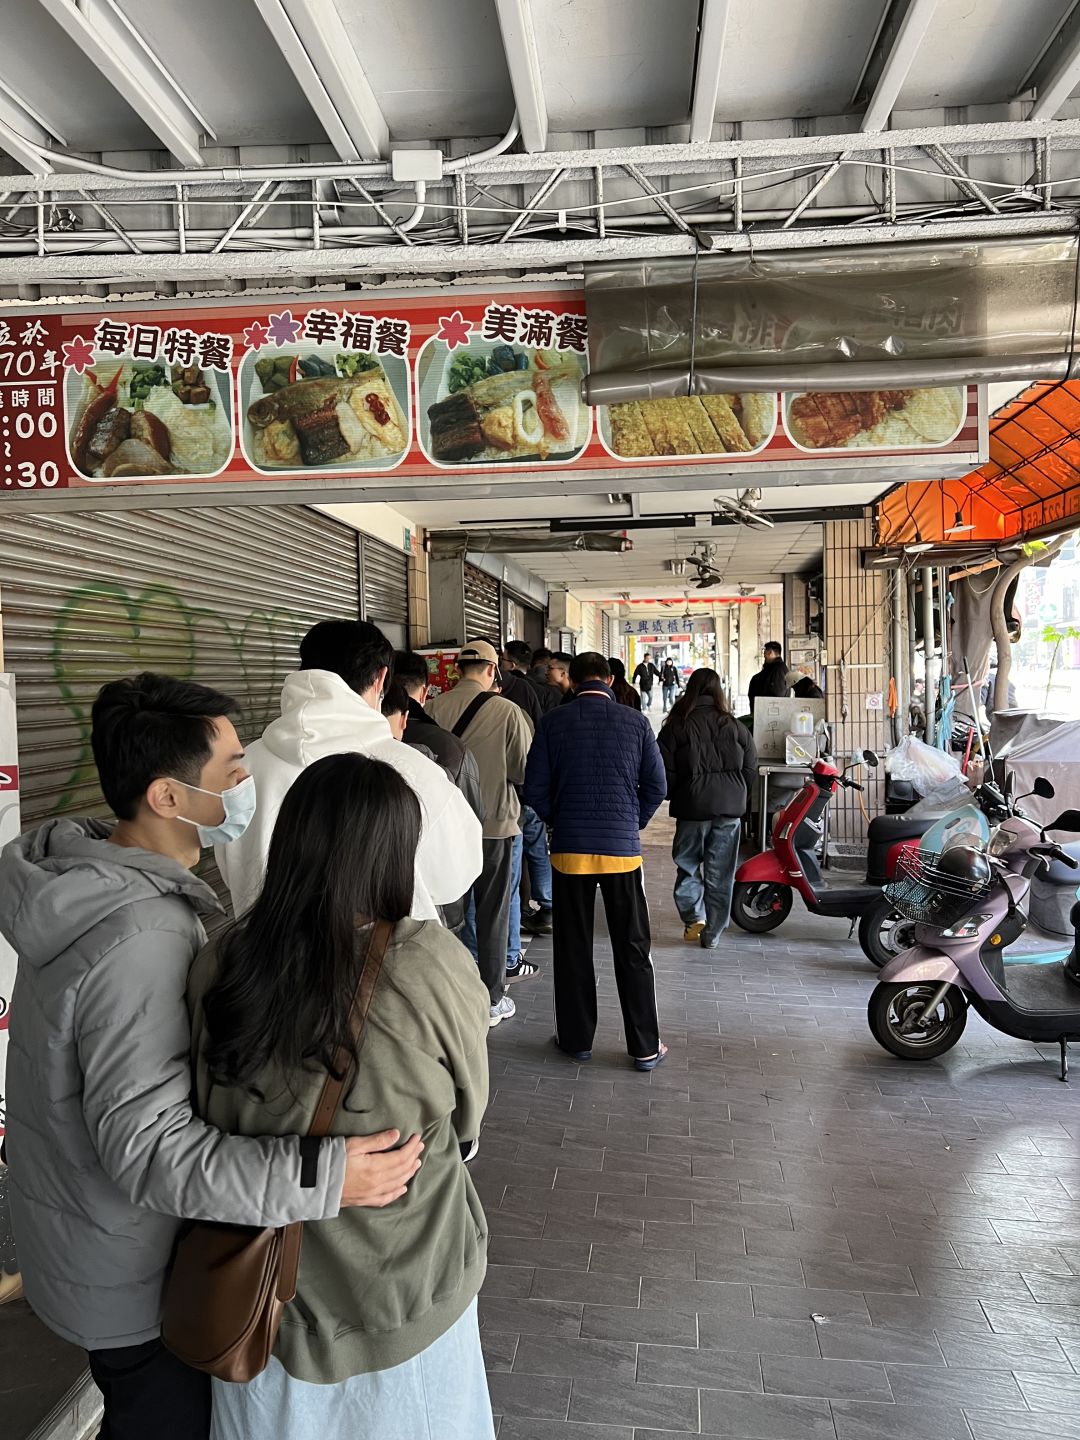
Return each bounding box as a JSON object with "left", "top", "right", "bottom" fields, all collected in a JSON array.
[{"left": 883, "top": 847, "right": 991, "bottom": 928}]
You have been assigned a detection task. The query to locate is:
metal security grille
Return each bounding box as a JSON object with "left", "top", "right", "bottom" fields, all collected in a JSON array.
[
  {"left": 0, "top": 504, "right": 359, "bottom": 827},
  {"left": 602, "top": 609, "right": 616, "bottom": 658},
  {"left": 360, "top": 534, "right": 409, "bottom": 633},
  {"left": 463, "top": 562, "right": 501, "bottom": 646}
]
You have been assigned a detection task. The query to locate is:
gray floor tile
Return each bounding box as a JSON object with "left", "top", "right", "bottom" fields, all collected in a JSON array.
[
  {"left": 831, "top": 1400, "right": 972, "bottom": 1440},
  {"left": 938, "top": 1330, "right": 1071, "bottom": 1373},
  {"left": 511, "top": 1334, "right": 638, "bottom": 1383},
  {"left": 965, "top": 1408, "right": 1080, "bottom": 1440},
  {"left": 486, "top": 1372, "right": 572, "bottom": 1421},
  {"left": 1016, "top": 1372, "right": 1080, "bottom": 1410},
  {"left": 698, "top": 1390, "right": 837, "bottom": 1439},
  {"left": 752, "top": 1284, "right": 871, "bottom": 1324},
  {"left": 487, "top": 1265, "right": 538, "bottom": 1299},
  {"left": 698, "top": 1314, "right": 822, "bottom": 1358},
  {"left": 480, "top": 1297, "right": 585, "bottom": 1339},
  {"left": 530, "top": 1268, "right": 641, "bottom": 1308},
  {"left": 589, "top": 1244, "right": 696, "bottom": 1280},
  {"left": 568, "top": 1376, "right": 700, "bottom": 1430},
  {"left": 580, "top": 1303, "right": 698, "bottom": 1346},
  {"left": 496, "top": 1423, "right": 631, "bottom": 1440},
  {"left": 885, "top": 1361, "right": 1024, "bottom": 1407},
  {"left": 761, "top": 1354, "right": 892, "bottom": 1402},
  {"left": 816, "top": 1321, "right": 946, "bottom": 1366},
  {"left": 636, "top": 1343, "right": 763, "bottom": 1391}
]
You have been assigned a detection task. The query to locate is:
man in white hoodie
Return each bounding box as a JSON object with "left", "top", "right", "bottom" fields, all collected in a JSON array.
[{"left": 218, "top": 620, "right": 482, "bottom": 921}]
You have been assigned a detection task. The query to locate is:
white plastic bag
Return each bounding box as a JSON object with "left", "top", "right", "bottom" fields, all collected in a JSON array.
[{"left": 884, "top": 735, "right": 963, "bottom": 791}]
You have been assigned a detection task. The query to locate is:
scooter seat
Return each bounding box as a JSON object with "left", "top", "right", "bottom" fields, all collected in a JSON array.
[{"left": 866, "top": 815, "right": 928, "bottom": 844}]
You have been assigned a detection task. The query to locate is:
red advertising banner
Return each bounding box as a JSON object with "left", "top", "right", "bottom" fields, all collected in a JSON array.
[{"left": 0, "top": 286, "right": 983, "bottom": 502}]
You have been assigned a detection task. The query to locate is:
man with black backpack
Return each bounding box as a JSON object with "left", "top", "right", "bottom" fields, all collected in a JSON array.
[{"left": 427, "top": 641, "right": 535, "bottom": 1026}]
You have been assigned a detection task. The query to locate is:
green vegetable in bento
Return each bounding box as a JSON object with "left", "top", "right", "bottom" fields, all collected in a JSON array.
[
  {"left": 448, "top": 353, "right": 491, "bottom": 393},
  {"left": 128, "top": 362, "right": 168, "bottom": 404},
  {"left": 336, "top": 352, "right": 380, "bottom": 378}
]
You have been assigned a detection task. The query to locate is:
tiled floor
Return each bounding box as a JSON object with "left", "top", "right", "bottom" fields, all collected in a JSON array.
[{"left": 477, "top": 833, "right": 1080, "bottom": 1440}]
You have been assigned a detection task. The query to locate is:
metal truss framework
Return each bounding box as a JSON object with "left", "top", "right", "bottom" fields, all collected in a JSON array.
[{"left": 1, "top": 119, "right": 1080, "bottom": 290}]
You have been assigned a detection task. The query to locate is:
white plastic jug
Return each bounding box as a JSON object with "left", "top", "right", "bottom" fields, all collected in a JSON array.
[{"left": 791, "top": 710, "right": 814, "bottom": 736}]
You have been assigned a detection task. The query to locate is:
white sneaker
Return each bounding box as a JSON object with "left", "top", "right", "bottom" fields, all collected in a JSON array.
[{"left": 489, "top": 995, "right": 517, "bottom": 1028}]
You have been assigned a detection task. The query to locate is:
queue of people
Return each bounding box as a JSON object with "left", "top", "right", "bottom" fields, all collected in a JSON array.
[{"left": 0, "top": 624, "right": 758, "bottom": 1440}]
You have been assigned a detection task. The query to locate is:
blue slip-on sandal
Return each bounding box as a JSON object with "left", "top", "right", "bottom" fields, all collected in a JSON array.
[
  {"left": 552, "top": 1036, "right": 592, "bottom": 1063},
  {"left": 633, "top": 1044, "right": 668, "bottom": 1072}
]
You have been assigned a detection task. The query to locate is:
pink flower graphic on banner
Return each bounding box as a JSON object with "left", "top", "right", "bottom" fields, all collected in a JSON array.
[
  {"left": 266, "top": 311, "right": 302, "bottom": 346},
  {"left": 62, "top": 335, "right": 96, "bottom": 374},
  {"left": 436, "top": 311, "right": 473, "bottom": 350},
  {"left": 243, "top": 321, "right": 271, "bottom": 350}
]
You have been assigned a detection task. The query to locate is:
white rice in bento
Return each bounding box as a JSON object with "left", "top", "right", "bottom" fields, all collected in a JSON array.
[{"left": 144, "top": 386, "right": 231, "bottom": 473}]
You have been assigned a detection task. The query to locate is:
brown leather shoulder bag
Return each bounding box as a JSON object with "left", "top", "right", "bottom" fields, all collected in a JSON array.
[{"left": 161, "top": 917, "right": 392, "bottom": 1382}]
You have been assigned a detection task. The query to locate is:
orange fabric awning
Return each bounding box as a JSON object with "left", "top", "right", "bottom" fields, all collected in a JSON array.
[{"left": 877, "top": 381, "right": 1080, "bottom": 546}]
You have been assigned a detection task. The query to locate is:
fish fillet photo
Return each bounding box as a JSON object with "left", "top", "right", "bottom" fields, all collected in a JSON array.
[
  {"left": 239, "top": 343, "right": 410, "bottom": 474},
  {"left": 416, "top": 336, "right": 591, "bottom": 467}
]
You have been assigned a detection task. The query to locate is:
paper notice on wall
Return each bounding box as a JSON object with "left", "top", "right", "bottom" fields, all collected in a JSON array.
[{"left": 0, "top": 674, "right": 19, "bottom": 1138}]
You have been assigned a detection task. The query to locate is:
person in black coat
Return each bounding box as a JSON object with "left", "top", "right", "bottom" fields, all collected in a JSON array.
[
  {"left": 747, "top": 642, "right": 791, "bottom": 714},
  {"left": 658, "top": 668, "right": 757, "bottom": 949}
]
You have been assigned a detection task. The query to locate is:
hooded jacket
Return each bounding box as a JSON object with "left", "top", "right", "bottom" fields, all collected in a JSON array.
[
  {"left": 0, "top": 819, "right": 347, "bottom": 1351},
  {"left": 659, "top": 698, "right": 758, "bottom": 820},
  {"left": 217, "top": 670, "right": 483, "bottom": 918}
]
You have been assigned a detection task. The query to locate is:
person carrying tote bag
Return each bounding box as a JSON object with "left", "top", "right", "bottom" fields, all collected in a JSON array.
[{"left": 185, "top": 752, "right": 494, "bottom": 1439}]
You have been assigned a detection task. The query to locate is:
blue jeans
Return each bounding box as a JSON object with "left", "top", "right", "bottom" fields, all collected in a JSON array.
[
  {"left": 506, "top": 830, "right": 523, "bottom": 969},
  {"left": 672, "top": 817, "right": 742, "bottom": 947},
  {"left": 662, "top": 684, "right": 677, "bottom": 711},
  {"left": 640, "top": 686, "right": 653, "bottom": 709},
  {"left": 520, "top": 804, "right": 552, "bottom": 910}
]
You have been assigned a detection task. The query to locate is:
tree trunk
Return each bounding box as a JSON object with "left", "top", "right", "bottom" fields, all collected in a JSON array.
[{"left": 992, "top": 534, "right": 1069, "bottom": 712}]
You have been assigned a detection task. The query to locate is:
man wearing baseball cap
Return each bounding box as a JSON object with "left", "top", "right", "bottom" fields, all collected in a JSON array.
[{"left": 427, "top": 641, "right": 536, "bottom": 1027}]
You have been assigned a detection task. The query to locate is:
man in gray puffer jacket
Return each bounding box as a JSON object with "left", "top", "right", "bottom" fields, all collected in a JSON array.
[{"left": 0, "top": 673, "right": 423, "bottom": 1440}]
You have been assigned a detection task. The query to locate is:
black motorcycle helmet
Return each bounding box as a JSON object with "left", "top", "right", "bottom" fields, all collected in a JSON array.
[{"left": 936, "top": 845, "right": 992, "bottom": 893}]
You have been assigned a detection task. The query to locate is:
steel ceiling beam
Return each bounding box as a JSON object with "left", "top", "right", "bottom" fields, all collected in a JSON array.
[
  {"left": 1025, "top": 1, "right": 1080, "bottom": 119},
  {"left": 34, "top": 0, "right": 207, "bottom": 166},
  {"left": 689, "top": 0, "right": 732, "bottom": 144},
  {"left": 494, "top": 0, "right": 548, "bottom": 153},
  {"left": 854, "top": 0, "right": 941, "bottom": 131},
  {"left": 252, "top": 0, "right": 389, "bottom": 161}
]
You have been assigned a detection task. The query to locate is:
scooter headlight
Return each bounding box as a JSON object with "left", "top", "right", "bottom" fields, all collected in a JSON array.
[
  {"left": 989, "top": 830, "right": 1014, "bottom": 857},
  {"left": 939, "top": 911, "right": 994, "bottom": 939}
]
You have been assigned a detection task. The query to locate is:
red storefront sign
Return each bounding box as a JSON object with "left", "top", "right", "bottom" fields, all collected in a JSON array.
[{"left": 0, "top": 287, "right": 983, "bottom": 502}]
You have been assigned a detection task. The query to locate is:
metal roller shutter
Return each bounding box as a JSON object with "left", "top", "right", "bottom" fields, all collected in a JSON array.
[
  {"left": 0, "top": 504, "right": 359, "bottom": 827},
  {"left": 463, "top": 562, "right": 501, "bottom": 646},
  {"left": 360, "top": 533, "right": 409, "bottom": 645},
  {"left": 602, "top": 609, "right": 616, "bottom": 658}
]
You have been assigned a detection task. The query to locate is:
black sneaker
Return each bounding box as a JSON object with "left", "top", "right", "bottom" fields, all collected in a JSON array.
[
  {"left": 522, "top": 908, "right": 553, "bottom": 936},
  {"left": 506, "top": 958, "right": 540, "bottom": 984}
]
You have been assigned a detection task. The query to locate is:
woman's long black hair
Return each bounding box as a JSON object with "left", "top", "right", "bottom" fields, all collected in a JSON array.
[
  {"left": 203, "top": 752, "right": 421, "bottom": 1088},
  {"left": 661, "top": 667, "right": 731, "bottom": 732}
]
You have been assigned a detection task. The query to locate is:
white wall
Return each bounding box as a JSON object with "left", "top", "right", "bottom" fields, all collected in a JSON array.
[{"left": 318, "top": 502, "right": 419, "bottom": 550}]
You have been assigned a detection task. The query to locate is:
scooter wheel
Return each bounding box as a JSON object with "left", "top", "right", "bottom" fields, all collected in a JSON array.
[
  {"left": 859, "top": 899, "right": 918, "bottom": 970},
  {"left": 867, "top": 982, "right": 967, "bottom": 1061},
  {"left": 731, "top": 882, "right": 793, "bottom": 933}
]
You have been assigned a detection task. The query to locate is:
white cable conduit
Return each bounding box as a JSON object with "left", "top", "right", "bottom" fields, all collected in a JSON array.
[{"left": 0, "top": 113, "right": 521, "bottom": 238}]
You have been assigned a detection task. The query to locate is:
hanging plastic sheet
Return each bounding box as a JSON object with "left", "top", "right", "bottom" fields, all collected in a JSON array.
[{"left": 583, "top": 236, "right": 1080, "bottom": 404}]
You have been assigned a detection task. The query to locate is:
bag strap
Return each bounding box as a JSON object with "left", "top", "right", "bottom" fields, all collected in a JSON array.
[
  {"left": 278, "top": 917, "right": 393, "bottom": 1300},
  {"left": 451, "top": 691, "right": 492, "bottom": 738}
]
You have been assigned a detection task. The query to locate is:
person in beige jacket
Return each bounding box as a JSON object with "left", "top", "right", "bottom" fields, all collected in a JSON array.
[{"left": 426, "top": 641, "right": 534, "bottom": 1026}]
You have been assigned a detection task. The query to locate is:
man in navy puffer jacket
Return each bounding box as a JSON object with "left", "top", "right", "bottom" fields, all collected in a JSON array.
[{"left": 524, "top": 652, "right": 669, "bottom": 1069}]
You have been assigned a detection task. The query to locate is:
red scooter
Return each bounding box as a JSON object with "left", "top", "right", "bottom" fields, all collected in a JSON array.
[{"left": 731, "top": 752, "right": 916, "bottom": 933}]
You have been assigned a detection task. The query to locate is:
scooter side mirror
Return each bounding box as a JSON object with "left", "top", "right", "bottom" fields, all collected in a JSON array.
[
  {"left": 1034, "top": 777, "right": 1056, "bottom": 799},
  {"left": 1048, "top": 809, "right": 1080, "bottom": 832},
  {"left": 864, "top": 750, "right": 879, "bottom": 768}
]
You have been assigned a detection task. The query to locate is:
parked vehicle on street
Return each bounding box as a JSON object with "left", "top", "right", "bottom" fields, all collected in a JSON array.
[
  {"left": 868, "top": 777, "right": 1080, "bottom": 1079},
  {"left": 731, "top": 752, "right": 887, "bottom": 933}
]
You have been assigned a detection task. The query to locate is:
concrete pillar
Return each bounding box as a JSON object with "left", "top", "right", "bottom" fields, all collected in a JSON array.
[
  {"left": 922, "top": 568, "right": 937, "bottom": 745},
  {"left": 823, "top": 515, "right": 889, "bottom": 844},
  {"left": 407, "top": 543, "right": 430, "bottom": 649}
]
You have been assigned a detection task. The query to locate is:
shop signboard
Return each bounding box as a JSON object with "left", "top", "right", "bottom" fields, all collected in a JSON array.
[
  {"left": 0, "top": 674, "right": 19, "bottom": 1138},
  {"left": 621, "top": 616, "right": 715, "bottom": 636},
  {"left": 0, "top": 286, "right": 985, "bottom": 510}
]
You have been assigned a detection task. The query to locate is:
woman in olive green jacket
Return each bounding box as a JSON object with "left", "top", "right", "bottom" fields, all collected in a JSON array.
[{"left": 188, "top": 752, "right": 493, "bottom": 1439}]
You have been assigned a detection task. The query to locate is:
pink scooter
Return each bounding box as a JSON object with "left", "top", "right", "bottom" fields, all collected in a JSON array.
[{"left": 868, "top": 777, "right": 1080, "bottom": 1081}]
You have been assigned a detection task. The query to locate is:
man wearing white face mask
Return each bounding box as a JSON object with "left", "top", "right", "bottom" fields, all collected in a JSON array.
[
  {"left": 0, "top": 673, "right": 426, "bottom": 1440},
  {"left": 218, "top": 620, "right": 483, "bottom": 923}
]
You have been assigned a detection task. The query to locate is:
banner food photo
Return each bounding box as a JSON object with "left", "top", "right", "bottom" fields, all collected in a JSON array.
[{"left": 0, "top": 287, "right": 984, "bottom": 507}]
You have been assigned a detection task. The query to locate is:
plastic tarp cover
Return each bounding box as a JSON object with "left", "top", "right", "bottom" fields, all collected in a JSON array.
[
  {"left": 995, "top": 715, "right": 1080, "bottom": 826},
  {"left": 584, "top": 237, "right": 1079, "bottom": 403}
]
